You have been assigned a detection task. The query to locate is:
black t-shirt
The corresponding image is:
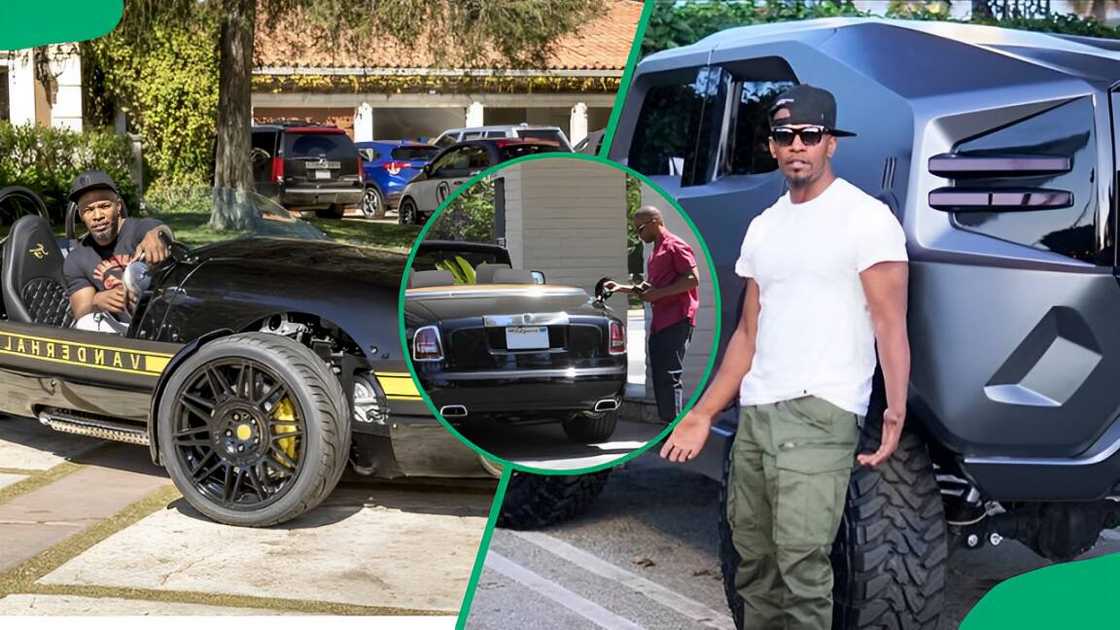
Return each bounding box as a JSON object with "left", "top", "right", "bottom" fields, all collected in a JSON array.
[{"left": 64, "top": 217, "right": 164, "bottom": 296}]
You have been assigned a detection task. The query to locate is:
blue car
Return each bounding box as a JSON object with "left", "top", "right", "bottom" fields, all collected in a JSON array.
[{"left": 356, "top": 141, "right": 440, "bottom": 218}]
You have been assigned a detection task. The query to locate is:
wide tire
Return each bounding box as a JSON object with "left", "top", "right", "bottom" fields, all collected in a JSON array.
[
  {"left": 498, "top": 470, "right": 610, "bottom": 530},
  {"left": 718, "top": 415, "right": 946, "bottom": 629},
  {"left": 157, "top": 332, "right": 350, "bottom": 527},
  {"left": 561, "top": 410, "right": 618, "bottom": 444}
]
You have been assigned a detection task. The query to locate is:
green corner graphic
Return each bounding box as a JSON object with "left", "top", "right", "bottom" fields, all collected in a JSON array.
[{"left": 0, "top": 1, "right": 122, "bottom": 49}]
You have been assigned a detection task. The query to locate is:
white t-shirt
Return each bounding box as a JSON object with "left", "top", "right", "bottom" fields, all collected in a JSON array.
[{"left": 734, "top": 177, "right": 907, "bottom": 416}]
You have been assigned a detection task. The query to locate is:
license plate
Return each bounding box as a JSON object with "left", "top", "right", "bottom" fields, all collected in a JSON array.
[
  {"left": 314, "top": 170, "right": 331, "bottom": 180},
  {"left": 506, "top": 326, "right": 549, "bottom": 350}
]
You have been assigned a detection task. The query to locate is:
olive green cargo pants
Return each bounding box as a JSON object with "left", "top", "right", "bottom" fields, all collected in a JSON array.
[{"left": 727, "top": 396, "right": 860, "bottom": 630}]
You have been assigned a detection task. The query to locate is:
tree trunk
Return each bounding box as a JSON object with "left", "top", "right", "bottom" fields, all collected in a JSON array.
[{"left": 210, "top": 0, "right": 256, "bottom": 230}]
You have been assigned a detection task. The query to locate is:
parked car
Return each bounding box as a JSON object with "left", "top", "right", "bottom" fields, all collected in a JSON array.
[
  {"left": 611, "top": 17, "right": 1120, "bottom": 630},
  {"left": 405, "top": 240, "right": 627, "bottom": 445},
  {"left": 433, "top": 124, "right": 574, "bottom": 151},
  {"left": 0, "top": 185, "right": 492, "bottom": 527},
  {"left": 356, "top": 141, "right": 440, "bottom": 219},
  {"left": 397, "top": 139, "right": 566, "bottom": 225},
  {"left": 251, "top": 123, "right": 363, "bottom": 219}
]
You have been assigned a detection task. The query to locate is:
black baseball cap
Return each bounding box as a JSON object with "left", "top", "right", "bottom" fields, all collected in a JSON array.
[
  {"left": 768, "top": 85, "right": 856, "bottom": 137},
  {"left": 68, "top": 170, "right": 120, "bottom": 203}
]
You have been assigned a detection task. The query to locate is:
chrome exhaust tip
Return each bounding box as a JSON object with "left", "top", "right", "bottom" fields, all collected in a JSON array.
[
  {"left": 440, "top": 405, "right": 469, "bottom": 418},
  {"left": 593, "top": 398, "right": 620, "bottom": 412}
]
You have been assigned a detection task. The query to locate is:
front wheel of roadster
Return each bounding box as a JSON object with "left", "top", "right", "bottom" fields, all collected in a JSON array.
[{"left": 157, "top": 332, "right": 350, "bottom": 527}]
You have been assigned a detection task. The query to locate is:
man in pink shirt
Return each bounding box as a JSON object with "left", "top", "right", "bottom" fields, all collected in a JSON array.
[{"left": 607, "top": 206, "right": 700, "bottom": 422}]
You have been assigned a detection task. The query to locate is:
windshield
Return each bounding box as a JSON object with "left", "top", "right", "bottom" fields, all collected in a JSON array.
[{"left": 141, "top": 186, "right": 330, "bottom": 247}]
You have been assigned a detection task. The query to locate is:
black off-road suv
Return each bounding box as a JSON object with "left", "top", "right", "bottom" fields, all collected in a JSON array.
[
  {"left": 251, "top": 122, "right": 364, "bottom": 219},
  {"left": 610, "top": 18, "right": 1120, "bottom": 630}
]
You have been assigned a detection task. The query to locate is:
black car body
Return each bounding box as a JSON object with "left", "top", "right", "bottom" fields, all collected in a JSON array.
[
  {"left": 251, "top": 123, "right": 364, "bottom": 217},
  {"left": 611, "top": 17, "right": 1120, "bottom": 628},
  {"left": 397, "top": 139, "right": 568, "bottom": 225},
  {"left": 405, "top": 242, "right": 627, "bottom": 443},
  {"left": 0, "top": 188, "right": 485, "bottom": 527}
]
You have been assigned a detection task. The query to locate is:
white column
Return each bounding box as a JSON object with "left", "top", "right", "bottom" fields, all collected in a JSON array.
[
  {"left": 7, "top": 50, "right": 36, "bottom": 125},
  {"left": 49, "top": 45, "right": 83, "bottom": 131},
  {"left": 465, "top": 100, "right": 484, "bottom": 127},
  {"left": 354, "top": 102, "right": 374, "bottom": 142},
  {"left": 569, "top": 102, "right": 588, "bottom": 146}
]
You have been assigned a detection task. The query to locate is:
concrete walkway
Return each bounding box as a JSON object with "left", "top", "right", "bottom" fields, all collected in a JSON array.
[{"left": 0, "top": 416, "right": 490, "bottom": 620}]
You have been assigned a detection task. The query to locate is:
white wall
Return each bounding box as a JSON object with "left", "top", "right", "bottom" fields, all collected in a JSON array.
[
  {"left": 5, "top": 51, "right": 36, "bottom": 125},
  {"left": 502, "top": 159, "right": 629, "bottom": 315},
  {"left": 48, "top": 45, "right": 82, "bottom": 131},
  {"left": 641, "top": 183, "right": 716, "bottom": 404}
]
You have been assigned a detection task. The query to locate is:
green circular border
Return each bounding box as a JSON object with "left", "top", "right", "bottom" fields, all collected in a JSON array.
[{"left": 397, "top": 152, "right": 722, "bottom": 476}]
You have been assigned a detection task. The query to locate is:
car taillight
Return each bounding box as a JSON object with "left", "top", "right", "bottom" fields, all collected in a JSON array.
[
  {"left": 384, "top": 160, "right": 409, "bottom": 175},
  {"left": 609, "top": 320, "right": 625, "bottom": 355},
  {"left": 413, "top": 325, "right": 444, "bottom": 361},
  {"left": 357, "top": 158, "right": 364, "bottom": 183},
  {"left": 270, "top": 156, "right": 284, "bottom": 184}
]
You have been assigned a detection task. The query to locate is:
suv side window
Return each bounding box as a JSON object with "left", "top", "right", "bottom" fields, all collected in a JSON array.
[
  {"left": 485, "top": 131, "right": 507, "bottom": 138},
  {"left": 628, "top": 59, "right": 797, "bottom": 186},
  {"left": 952, "top": 97, "right": 1105, "bottom": 264},
  {"left": 464, "top": 146, "right": 490, "bottom": 171},
  {"left": 429, "top": 148, "right": 463, "bottom": 177}
]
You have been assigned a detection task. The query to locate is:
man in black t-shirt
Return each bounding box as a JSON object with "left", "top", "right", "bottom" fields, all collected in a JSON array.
[{"left": 63, "top": 171, "right": 172, "bottom": 332}]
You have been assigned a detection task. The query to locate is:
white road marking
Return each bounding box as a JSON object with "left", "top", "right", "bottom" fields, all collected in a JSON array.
[
  {"left": 485, "top": 552, "right": 646, "bottom": 630},
  {"left": 509, "top": 530, "right": 736, "bottom": 630}
]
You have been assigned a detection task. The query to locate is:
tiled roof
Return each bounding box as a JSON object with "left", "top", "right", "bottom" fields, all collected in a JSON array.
[{"left": 254, "top": 0, "right": 640, "bottom": 72}]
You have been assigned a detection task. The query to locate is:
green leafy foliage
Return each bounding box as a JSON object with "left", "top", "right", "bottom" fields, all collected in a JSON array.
[
  {"left": 0, "top": 122, "right": 136, "bottom": 218},
  {"left": 428, "top": 177, "right": 497, "bottom": 243},
  {"left": 435, "top": 256, "right": 478, "bottom": 284},
  {"left": 87, "top": 15, "right": 220, "bottom": 190}
]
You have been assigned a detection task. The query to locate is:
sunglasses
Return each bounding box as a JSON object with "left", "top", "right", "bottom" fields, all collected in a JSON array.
[{"left": 770, "top": 126, "right": 830, "bottom": 147}]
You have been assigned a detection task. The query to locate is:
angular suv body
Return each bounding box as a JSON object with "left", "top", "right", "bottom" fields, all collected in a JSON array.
[
  {"left": 433, "top": 124, "right": 574, "bottom": 151},
  {"left": 611, "top": 17, "right": 1120, "bottom": 629}
]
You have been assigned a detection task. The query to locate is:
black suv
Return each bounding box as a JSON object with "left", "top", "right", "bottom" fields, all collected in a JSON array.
[
  {"left": 251, "top": 123, "right": 364, "bottom": 218},
  {"left": 611, "top": 17, "right": 1120, "bottom": 630}
]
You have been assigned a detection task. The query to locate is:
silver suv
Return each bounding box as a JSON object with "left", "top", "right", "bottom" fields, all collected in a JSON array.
[{"left": 432, "top": 124, "right": 573, "bottom": 151}]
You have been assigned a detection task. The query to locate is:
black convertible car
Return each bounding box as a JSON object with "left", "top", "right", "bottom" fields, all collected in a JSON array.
[
  {"left": 405, "top": 241, "right": 628, "bottom": 444},
  {"left": 0, "top": 186, "right": 488, "bottom": 527}
]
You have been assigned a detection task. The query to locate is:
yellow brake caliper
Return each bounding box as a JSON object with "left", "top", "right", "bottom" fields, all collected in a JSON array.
[{"left": 273, "top": 397, "right": 298, "bottom": 468}]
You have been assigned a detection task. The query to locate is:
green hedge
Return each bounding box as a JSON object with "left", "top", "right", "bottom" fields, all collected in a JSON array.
[{"left": 0, "top": 122, "right": 137, "bottom": 219}]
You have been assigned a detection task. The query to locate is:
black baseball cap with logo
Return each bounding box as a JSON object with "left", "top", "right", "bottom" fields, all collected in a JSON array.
[
  {"left": 68, "top": 170, "right": 121, "bottom": 204},
  {"left": 768, "top": 84, "right": 856, "bottom": 137}
]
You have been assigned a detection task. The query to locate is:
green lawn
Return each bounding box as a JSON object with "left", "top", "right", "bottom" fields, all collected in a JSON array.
[{"left": 154, "top": 213, "right": 421, "bottom": 252}]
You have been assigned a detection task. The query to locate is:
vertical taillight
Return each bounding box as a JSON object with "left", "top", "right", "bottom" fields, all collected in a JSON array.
[
  {"left": 270, "top": 156, "right": 284, "bottom": 184},
  {"left": 413, "top": 325, "right": 444, "bottom": 361},
  {"left": 609, "top": 320, "right": 626, "bottom": 355},
  {"left": 357, "top": 158, "right": 364, "bottom": 183}
]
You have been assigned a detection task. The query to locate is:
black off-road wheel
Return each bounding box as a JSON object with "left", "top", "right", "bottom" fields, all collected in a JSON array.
[
  {"left": 561, "top": 409, "right": 619, "bottom": 444},
  {"left": 398, "top": 198, "right": 419, "bottom": 225},
  {"left": 157, "top": 332, "right": 350, "bottom": 527},
  {"left": 315, "top": 204, "right": 345, "bottom": 219},
  {"left": 717, "top": 415, "right": 947, "bottom": 629},
  {"left": 498, "top": 470, "right": 611, "bottom": 530}
]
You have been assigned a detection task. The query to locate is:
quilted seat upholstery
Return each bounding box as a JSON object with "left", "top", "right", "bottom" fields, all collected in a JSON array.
[{"left": 2, "top": 215, "right": 73, "bottom": 326}]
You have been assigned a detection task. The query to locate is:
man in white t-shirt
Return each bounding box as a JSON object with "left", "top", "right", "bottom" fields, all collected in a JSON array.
[{"left": 660, "top": 84, "right": 911, "bottom": 629}]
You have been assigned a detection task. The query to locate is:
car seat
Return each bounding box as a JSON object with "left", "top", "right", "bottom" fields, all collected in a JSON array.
[
  {"left": 475, "top": 262, "right": 512, "bottom": 284},
  {"left": 492, "top": 268, "right": 535, "bottom": 284},
  {"left": 2, "top": 215, "right": 73, "bottom": 326},
  {"left": 411, "top": 269, "right": 455, "bottom": 288}
]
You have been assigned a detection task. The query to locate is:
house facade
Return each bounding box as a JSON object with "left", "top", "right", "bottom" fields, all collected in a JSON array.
[{"left": 250, "top": 1, "right": 640, "bottom": 145}]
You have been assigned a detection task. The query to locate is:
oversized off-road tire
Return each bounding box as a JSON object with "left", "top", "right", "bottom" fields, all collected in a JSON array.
[
  {"left": 718, "top": 418, "right": 946, "bottom": 629},
  {"left": 498, "top": 470, "right": 611, "bottom": 530},
  {"left": 561, "top": 410, "right": 619, "bottom": 444},
  {"left": 315, "top": 204, "right": 345, "bottom": 219},
  {"left": 157, "top": 332, "right": 350, "bottom": 527}
]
